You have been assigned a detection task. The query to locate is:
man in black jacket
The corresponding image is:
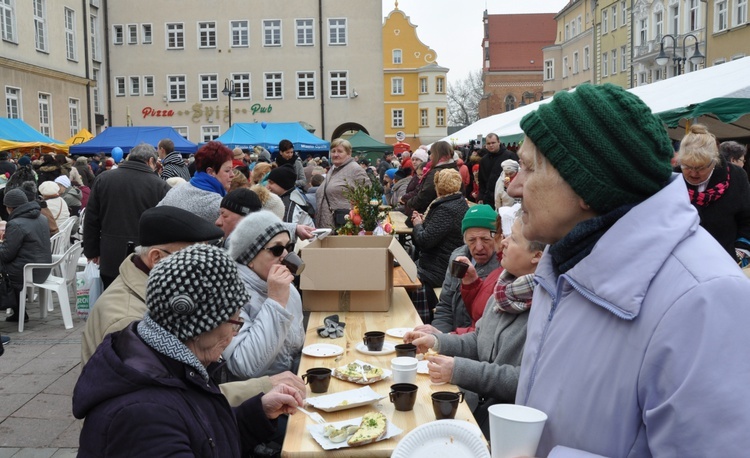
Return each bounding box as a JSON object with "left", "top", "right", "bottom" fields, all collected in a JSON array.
[
  {"left": 83, "top": 143, "right": 170, "bottom": 289},
  {"left": 477, "top": 133, "right": 518, "bottom": 208}
]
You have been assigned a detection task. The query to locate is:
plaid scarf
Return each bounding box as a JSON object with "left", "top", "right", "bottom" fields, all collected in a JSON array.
[
  {"left": 688, "top": 166, "right": 730, "bottom": 207},
  {"left": 493, "top": 270, "right": 535, "bottom": 314}
]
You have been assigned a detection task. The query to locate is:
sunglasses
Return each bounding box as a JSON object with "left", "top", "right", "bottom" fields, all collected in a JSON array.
[{"left": 264, "top": 242, "right": 295, "bottom": 257}]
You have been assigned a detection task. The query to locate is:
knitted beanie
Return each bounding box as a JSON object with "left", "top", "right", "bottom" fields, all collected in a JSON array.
[
  {"left": 412, "top": 150, "right": 429, "bottom": 163},
  {"left": 146, "top": 244, "right": 250, "bottom": 341},
  {"left": 385, "top": 168, "right": 397, "bottom": 180},
  {"left": 221, "top": 188, "right": 262, "bottom": 216},
  {"left": 54, "top": 175, "right": 71, "bottom": 188},
  {"left": 228, "top": 210, "right": 290, "bottom": 265},
  {"left": 39, "top": 181, "right": 60, "bottom": 197},
  {"left": 520, "top": 83, "right": 673, "bottom": 214},
  {"left": 267, "top": 165, "right": 297, "bottom": 191},
  {"left": 462, "top": 204, "right": 497, "bottom": 233},
  {"left": 18, "top": 156, "right": 32, "bottom": 167},
  {"left": 3, "top": 188, "right": 28, "bottom": 208}
]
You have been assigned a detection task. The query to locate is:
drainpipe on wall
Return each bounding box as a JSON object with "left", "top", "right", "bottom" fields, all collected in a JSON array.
[
  {"left": 82, "top": 0, "right": 92, "bottom": 132},
  {"left": 318, "top": 0, "right": 326, "bottom": 140},
  {"left": 103, "top": 0, "right": 112, "bottom": 129},
  {"left": 699, "top": 0, "right": 708, "bottom": 65},
  {"left": 630, "top": 0, "right": 634, "bottom": 88}
]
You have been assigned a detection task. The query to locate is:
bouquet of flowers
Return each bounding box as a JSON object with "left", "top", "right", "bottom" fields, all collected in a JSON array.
[{"left": 337, "top": 180, "right": 393, "bottom": 235}]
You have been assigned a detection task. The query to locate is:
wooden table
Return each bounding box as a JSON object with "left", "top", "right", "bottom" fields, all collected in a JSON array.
[
  {"left": 393, "top": 265, "right": 421, "bottom": 290},
  {"left": 281, "top": 288, "right": 484, "bottom": 457},
  {"left": 389, "top": 211, "right": 411, "bottom": 245}
]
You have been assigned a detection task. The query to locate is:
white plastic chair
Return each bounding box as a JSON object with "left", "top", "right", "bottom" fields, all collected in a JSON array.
[{"left": 17, "top": 241, "right": 83, "bottom": 333}]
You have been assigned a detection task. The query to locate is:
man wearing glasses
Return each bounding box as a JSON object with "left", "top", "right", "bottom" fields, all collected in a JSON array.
[{"left": 476, "top": 133, "right": 518, "bottom": 209}]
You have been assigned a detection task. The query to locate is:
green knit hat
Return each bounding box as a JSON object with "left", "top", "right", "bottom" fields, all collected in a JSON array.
[
  {"left": 520, "top": 83, "right": 673, "bottom": 214},
  {"left": 462, "top": 204, "right": 497, "bottom": 233}
]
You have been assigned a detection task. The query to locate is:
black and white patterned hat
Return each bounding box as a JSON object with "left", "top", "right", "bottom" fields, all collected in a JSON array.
[
  {"left": 146, "top": 244, "right": 250, "bottom": 341},
  {"left": 229, "top": 210, "right": 290, "bottom": 265}
]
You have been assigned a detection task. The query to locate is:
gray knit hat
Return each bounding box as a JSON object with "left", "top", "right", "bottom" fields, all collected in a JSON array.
[
  {"left": 3, "top": 189, "right": 28, "bottom": 208},
  {"left": 146, "top": 244, "right": 250, "bottom": 341},
  {"left": 228, "top": 210, "right": 290, "bottom": 265}
]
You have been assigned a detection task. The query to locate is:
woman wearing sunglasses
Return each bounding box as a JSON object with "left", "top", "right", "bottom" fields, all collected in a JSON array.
[{"left": 222, "top": 210, "right": 306, "bottom": 383}]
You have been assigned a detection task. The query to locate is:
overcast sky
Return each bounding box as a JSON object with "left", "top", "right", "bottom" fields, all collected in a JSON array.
[{"left": 382, "top": 0, "right": 570, "bottom": 82}]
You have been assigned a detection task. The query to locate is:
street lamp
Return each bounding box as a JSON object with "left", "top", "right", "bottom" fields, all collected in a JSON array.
[
  {"left": 222, "top": 78, "right": 236, "bottom": 127},
  {"left": 655, "top": 33, "right": 704, "bottom": 76}
]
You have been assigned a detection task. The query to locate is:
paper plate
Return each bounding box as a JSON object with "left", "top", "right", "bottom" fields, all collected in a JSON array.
[
  {"left": 355, "top": 341, "right": 397, "bottom": 356},
  {"left": 386, "top": 327, "right": 413, "bottom": 338},
  {"left": 417, "top": 360, "right": 429, "bottom": 374},
  {"left": 306, "top": 386, "right": 385, "bottom": 412},
  {"left": 391, "top": 420, "right": 489, "bottom": 458},
  {"left": 308, "top": 416, "right": 403, "bottom": 451},
  {"left": 302, "top": 343, "right": 344, "bottom": 358}
]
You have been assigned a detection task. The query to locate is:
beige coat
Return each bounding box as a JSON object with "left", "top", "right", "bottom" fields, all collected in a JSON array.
[{"left": 314, "top": 157, "right": 368, "bottom": 229}]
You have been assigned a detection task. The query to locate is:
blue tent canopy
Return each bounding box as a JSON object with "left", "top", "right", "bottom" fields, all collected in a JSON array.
[
  {"left": 68, "top": 126, "right": 198, "bottom": 155},
  {"left": 214, "top": 122, "right": 329, "bottom": 153}
]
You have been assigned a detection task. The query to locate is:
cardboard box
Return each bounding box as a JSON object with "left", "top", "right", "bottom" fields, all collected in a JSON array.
[{"left": 299, "top": 235, "right": 418, "bottom": 312}]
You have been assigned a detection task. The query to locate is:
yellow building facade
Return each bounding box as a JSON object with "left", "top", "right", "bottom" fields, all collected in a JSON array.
[
  {"left": 383, "top": 4, "right": 448, "bottom": 150},
  {"left": 706, "top": 0, "right": 750, "bottom": 65},
  {"left": 596, "top": 0, "right": 631, "bottom": 87}
]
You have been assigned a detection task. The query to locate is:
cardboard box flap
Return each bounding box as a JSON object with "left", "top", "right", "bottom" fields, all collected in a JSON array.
[{"left": 388, "top": 238, "right": 418, "bottom": 282}]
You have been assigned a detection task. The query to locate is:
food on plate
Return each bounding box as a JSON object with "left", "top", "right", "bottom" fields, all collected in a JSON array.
[
  {"left": 333, "top": 361, "right": 386, "bottom": 383},
  {"left": 347, "top": 411, "right": 388, "bottom": 447},
  {"left": 323, "top": 424, "right": 358, "bottom": 443}
]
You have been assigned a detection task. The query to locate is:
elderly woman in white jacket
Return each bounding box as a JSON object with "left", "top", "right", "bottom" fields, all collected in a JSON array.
[
  {"left": 222, "top": 210, "right": 305, "bottom": 381},
  {"left": 38, "top": 180, "right": 71, "bottom": 228}
]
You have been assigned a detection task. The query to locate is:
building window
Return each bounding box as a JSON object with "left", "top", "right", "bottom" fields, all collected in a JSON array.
[
  {"left": 573, "top": 51, "right": 579, "bottom": 74},
  {"left": 38, "top": 93, "right": 52, "bottom": 136},
  {"left": 329, "top": 71, "right": 348, "bottom": 97},
  {"left": 174, "top": 126, "right": 188, "bottom": 140},
  {"left": 393, "top": 49, "right": 402, "bottom": 64},
  {"left": 113, "top": 24, "right": 123, "bottom": 44},
  {"left": 144, "top": 75, "right": 154, "bottom": 96},
  {"left": 689, "top": 0, "right": 700, "bottom": 32},
  {"left": 638, "top": 72, "right": 648, "bottom": 85},
  {"left": 544, "top": 59, "right": 554, "bottom": 80},
  {"left": 166, "top": 23, "right": 184, "bottom": 49},
  {"left": 263, "top": 19, "right": 281, "bottom": 46},
  {"left": 90, "top": 15, "right": 99, "bottom": 60},
  {"left": 612, "top": 5, "right": 618, "bottom": 29},
  {"left": 202, "top": 125, "right": 220, "bottom": 142},
  {"left": 130, "top": 76, "right": 140, "bottom": 96},
  {"left": 230, "top": 20, "right": 249, "bottom": 47},
  {"left": 114, "top": 76, "right": 125, "bottom": 96},
  {"left": 142, "top": 23, "right": 152, "bottom": 44},
  {"left": 583, "top": 47, "right": 590, "bottom": 70},
  {"left": 602, "top": 10, "right": 609, "bottom": 33},
  {"left": 297, "top": 71, "right": 315, "bottom": 98},
  {"left": 736, "top": 0, "right": 748, "bottom": 26},
  {"left": 716, "top": 1, "right": 728, "bottom": 31},
  {"left": 419, "top": 77, "right": 428, "bottom": 94},
  {"left": 264, "top": 72, "right": 283, "bottom": 99},
  {"left": 65, "top": 8, "right": 77, "bottom": 61},
  {"left": 391, "top": 77, "right": 404, "bottom": 95},
  {"left": 127, "top": 24, "right": 137, "bottom": 44},
  {"left": 168, "top": 75, "right": 186, "bottom": 101},
  {"left": 577, "top": 15, "right": 582, "bottom": 34},
  {"left": 436, "top": 108, "right": 446, "bottom": 127},
  {"left": 602, "top": 52, "right": 609, "bottom": 77},
  {"left": 653, "top": 68, "right": 664, "bottom": 81},
  {"left": 565, "top": 23, "right": 570, "bottom": 40},
  {"left": 69, "top": 98, "right": 79, "bottom": 137},
  {"left": 504, "top": 95, "right": 516, "bottom": 112},
  {"left": 621, "top": 45, "right": 627, "bottom": 71},
  {"left": 328, "top": 18, "right": 347, "bottom": 45},
  {"left": 639, "top": 18, "right": 648, "bottom": 45},
  {"left": 571, "top": 19, "right": 577, "bottom": 37},
  {"left": 391, "top": 109, "right": 404, "bottom": 128},
  {"left": 296, "top": 19, "right": 313, "bottom": 46},
  {"left": 232, "top": 73, "right": 251, "bottom": 99},
  {"left": 622, "top": 1, "right": 627, "bottom": 25},
  {"left": 198, "top": 21, "right": 216, "bottom": 48},
  {"left": 436, "top": 77, "right": 445, "bottom": 93},
  {"left": 654, "top": 11, "right": 663, "bottom": 39},
  {"left": 200, "top": 74, "right": 218, "bottom": 101},
  {"left": 562, "top": 56, "right": 569, "bottom": 78},
  {"left": 612, "top": 48, "right": 617, "bottom": 74},
  {"left": 420, "top": 108, "right": 428, "bottom": 127},
  {"left": 34, "top": 0, "right": 47, "bottom": 52},
  {"left": 92, "top": 68, "right": 100, "bottom": 113},
  {"left": 1, "top": 0, "right": 17, "bottom": 42},
  {"left": 5, "top": 87, "right": 20, "bottom": 119}
]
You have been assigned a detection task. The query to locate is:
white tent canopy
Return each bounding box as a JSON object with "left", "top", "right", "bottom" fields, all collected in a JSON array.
[{"left": 443, "top": 56, "right": 750, "bottom": 145}]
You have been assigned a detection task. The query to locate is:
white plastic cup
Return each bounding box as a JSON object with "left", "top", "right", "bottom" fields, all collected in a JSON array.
[
  {"left": 488, "top": 404, "right": 547, "bottom": 458},
  {"left": 391, "top": 356, "right": 418, "bottom": 384}
]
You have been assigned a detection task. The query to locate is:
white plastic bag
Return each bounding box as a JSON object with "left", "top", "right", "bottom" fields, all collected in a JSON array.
[{"left": 76, "top": 262, "right": 103, "bottom": 320}]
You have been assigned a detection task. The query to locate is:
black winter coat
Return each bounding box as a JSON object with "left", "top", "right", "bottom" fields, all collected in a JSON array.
[
  {"left": 0, "top": 201, "right": 51, "bottom": 286},
  {"left": 477, "top": 147, "right": 518, "bottom": 207},
  {"left": 412, "top": 193, "right": 469, "bottom": 287},
  {"left": 83, "top": 161, "right": 170, "bottom": 278},
  {"left": 405, "top": 161, "right": 460, "bottom": 216}
]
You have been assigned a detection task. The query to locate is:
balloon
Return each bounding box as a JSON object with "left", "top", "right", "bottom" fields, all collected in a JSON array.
[
  {"left": 111, "top": 147, "right": 124, "bottom": 164},
  {"left": 261, "top": 121, "right": 267, "bottom": 129}
]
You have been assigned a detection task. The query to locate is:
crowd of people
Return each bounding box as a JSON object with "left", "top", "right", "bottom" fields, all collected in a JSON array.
[{"left": 2, "top": 86, "right": 750, "bottom": 456}]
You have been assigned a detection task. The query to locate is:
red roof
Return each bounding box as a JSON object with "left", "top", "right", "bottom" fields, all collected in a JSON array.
[{"left": 485, "top": 14, "right": 558, "bottom": 72}]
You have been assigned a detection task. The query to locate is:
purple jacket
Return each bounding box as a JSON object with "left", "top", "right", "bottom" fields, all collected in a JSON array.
[{"left": 73, "top": 322, "right": 275, "bottom": 457}]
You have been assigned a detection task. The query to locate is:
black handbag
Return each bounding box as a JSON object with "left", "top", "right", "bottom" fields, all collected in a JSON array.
[{"left": 0, "top": 267, "right": 17, "bottom": 310}]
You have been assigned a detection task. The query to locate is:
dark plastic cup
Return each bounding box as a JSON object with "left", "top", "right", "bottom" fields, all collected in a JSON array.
[
  {"left": 431, "top": 391, "right": 465, "bottom": 419},
  {"left": 389, "top": 383, "right": 418, "bottom": 411},
  {"left": 281, "top": 252, "right": 305, "bottom": 275},
  {"left": 363, "top": 331, "right": 385, "bottom": 351},
  {"left": 450, "top": 260, "right": 470, "bottom": 278},
  {"left": 395, "top": 343, "right": 417, "bottom": 358},
  {"left": 302, "top": 367, "right": 331, "bottom": 393}
]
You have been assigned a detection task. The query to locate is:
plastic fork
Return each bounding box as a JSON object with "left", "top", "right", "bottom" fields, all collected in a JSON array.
[{"left": 296, "top": 406, "right": 326, "bottom": 425}]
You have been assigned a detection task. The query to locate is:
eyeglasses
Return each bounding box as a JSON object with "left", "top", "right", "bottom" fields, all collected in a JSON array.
[
  {"left": 680, "top": 160, "right": 714, "bottom": 173},
  {"left": 227, "top": 317, "right": 244, "bottom": 332},
  {"left": 264, "top": 242, "right": 295, "bottom": 257}
]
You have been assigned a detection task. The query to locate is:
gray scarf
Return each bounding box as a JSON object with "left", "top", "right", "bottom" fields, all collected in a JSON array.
[{"left": 137, "top": 315, "right": 210, "bottom": 381}]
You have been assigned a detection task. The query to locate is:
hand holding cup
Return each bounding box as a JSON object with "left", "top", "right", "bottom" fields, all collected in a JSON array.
[
  {"left": 403, "top": 331, "right": 436, "bottom": 354},
  {"left": 426, "top": 354, "right": 455, "bottom": 384}
]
